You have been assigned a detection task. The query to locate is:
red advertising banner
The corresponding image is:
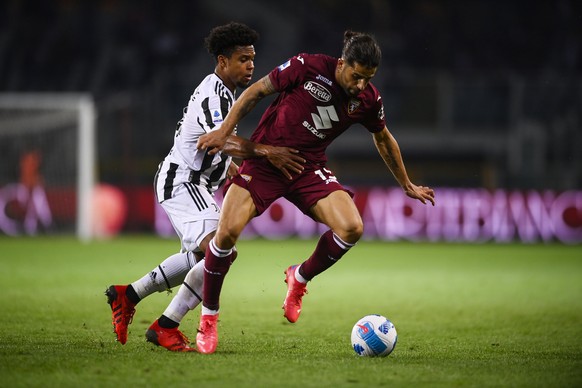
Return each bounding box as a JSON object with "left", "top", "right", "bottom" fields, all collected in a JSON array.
[
  {"left": 1, "top": 184, "right": 580, "bottom": 243},
  {"left": 155, "top": 187, "right": 582, "bottom": 244}
]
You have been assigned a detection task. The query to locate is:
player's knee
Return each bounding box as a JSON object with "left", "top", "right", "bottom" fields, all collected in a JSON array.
[
  {"left": 350, "top": 221, "right": 364, "bottom": 241},
  {"left": 339, "top": 219, "right": 364, "bottom": 243},
  {"left": 216, "top": 226, "right": 240, "bottom": 249}
]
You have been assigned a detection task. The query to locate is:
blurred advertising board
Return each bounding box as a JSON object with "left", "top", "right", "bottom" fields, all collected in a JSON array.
[
  {"left": 1, "top": 184, "right": 579, "bottom": 243},
  {"left": 155, "top": 187, "right": 582, "bottom": 244}
]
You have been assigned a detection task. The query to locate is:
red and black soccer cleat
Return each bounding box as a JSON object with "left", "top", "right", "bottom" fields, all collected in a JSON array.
[
  {"left": 105, "top": 285, "right": 136, "bottom": 345},
  {"left": 145, "top": 319, "right": 196, "bottom": 352}
]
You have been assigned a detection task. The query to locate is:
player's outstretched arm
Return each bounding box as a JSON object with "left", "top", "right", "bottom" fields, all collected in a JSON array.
[
  {"left": 197, "top": 75, "right": 276, "bottom": 155},
  {"left": 372, "top": 127, "right": 435, "bottom": 206},
  {"left": 223, "top": 136, "right": 305, "bottom": 180}
]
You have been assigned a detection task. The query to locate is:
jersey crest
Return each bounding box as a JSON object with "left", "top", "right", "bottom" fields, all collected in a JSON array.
[{"left": 348, "top": 99, "right": 361, "bottom": 115}]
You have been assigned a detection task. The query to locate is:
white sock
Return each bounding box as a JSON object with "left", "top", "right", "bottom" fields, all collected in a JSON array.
[
  {"left": 131, "top": 251, "right": 196, "bottom": 299},
  {"left": 201, "top": 306, "right": 219, "bottom": 316},
  {"left": 294, "top": 265, "right": 308, "bottom": 284},
  {"left": 162, "top": 259, "right": 205, "bottom": 323}
]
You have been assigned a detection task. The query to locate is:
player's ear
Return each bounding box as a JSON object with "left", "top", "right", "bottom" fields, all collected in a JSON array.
[{"left": 217, "top": 54, "right": 228, "bottom": 69}]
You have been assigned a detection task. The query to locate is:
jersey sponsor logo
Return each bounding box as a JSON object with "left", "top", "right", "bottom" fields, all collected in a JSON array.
[
  {"left": 311, "top": 105, "right": 339, "bottom": 130},
  {"left": 348, "top": 99, "right": 361, "bottom": 115},
  {"left": 240, "top": 174, "right": 252, "bottom": 182},
  {"left": 302, "top": 120, "right": 326, "bottom": 139},
  {"left": 316, "top": 74, "right": 332, "bottom": 86},
  {"left": 278, "top": 60, "right": 291, "bottom": 71},
  {"left": 304, "top": 81, "right": 332, "bottom": 102}
]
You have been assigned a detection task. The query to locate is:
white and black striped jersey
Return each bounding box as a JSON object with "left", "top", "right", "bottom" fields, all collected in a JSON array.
[{"left": 155, "top": 73, "right": 236, "bottom": 203}]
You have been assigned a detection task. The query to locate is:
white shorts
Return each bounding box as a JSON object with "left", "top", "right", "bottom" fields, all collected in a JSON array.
[{"left": 160, "top": 182, "right": 220, "bottom": 253}]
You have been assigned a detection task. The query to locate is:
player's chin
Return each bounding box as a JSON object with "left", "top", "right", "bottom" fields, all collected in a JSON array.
[
  {"left": 347, "top": 89, "right": 360, "bottom": 97},
  {"left": 237, "top": 78, "right": 253, "bottom": 88}
]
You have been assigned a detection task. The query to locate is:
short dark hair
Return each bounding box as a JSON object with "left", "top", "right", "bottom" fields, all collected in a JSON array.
[
  {"left": 341, "top": 30, "right": 381, "bottom": 68},
  {"left": 204, "top": 22, "right": 259, "bottom": 60}
]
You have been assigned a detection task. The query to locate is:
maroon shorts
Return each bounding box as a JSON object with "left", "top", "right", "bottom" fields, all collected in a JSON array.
[{"left": 226, "top": 158, "right": 353, "bottom": 217}]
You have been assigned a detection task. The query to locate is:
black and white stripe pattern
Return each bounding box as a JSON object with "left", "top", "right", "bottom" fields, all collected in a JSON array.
[
  {"left": 154, "top": 73, "right": 236, "bottom": 203},
  {"left": 184, "top": 182, "right": 208, "bottom": 211}
]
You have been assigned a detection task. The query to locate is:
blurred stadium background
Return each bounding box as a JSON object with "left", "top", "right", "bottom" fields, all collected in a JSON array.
[{"left": 0, "top": 0, "right": 580, "bottom": 242}]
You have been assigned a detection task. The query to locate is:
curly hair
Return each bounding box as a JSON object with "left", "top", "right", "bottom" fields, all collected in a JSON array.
[
  {"left": 204, "top": 22, "right": 259, "bottom": 60},
  {"left": 341, "top": 30, "right": 381, "bottom": 68}
]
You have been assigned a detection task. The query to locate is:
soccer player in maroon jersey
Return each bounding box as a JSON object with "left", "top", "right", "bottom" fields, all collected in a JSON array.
[{"left": 195, "top": 30, "right": 435, "bottom": 354}]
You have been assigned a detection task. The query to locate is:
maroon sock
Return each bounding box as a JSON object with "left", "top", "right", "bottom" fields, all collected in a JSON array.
[
  {"left": 202, "top": 240, "right": 233, "bottom": 311},
  {"left": 298, "top": 230, "right": 354, "bottom": 281}
]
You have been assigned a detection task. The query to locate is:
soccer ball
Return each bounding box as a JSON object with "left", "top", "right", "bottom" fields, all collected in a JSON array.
[{"left": 351, "top": 314, "right": 397, "bottom": 357}]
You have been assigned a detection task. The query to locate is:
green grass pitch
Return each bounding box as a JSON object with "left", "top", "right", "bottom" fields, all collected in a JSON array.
[{"left": 0, "top": 236, "right": 581, "bottom": 387}]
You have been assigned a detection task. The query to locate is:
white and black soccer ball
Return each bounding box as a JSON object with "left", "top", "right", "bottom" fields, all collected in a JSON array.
[{"left": 351, "top": 314, "right": 397, "bottom": 357}]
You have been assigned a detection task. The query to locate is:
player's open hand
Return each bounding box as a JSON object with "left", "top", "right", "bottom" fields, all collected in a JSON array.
[
  {"left": 264, "top": 145, "right": 305, "bottom": 180},
  {"left": 404, "top": 183, "right": 435, "bottom": 206},
  {"left": 198, "top": 131, "right": 228, "bottom": 155}
]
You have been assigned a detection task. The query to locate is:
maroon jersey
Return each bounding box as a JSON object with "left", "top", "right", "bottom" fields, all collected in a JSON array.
[{"left": 249, "top": 53, "right": 386, "bottom": 165}]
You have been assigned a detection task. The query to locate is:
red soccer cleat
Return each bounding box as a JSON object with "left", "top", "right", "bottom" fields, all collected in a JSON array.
[
  {"left": 105, "top": 285, "right": 136, "bottom": 344},
  {"left": 282, "top": 265, "right": 308, "bottom": 323},
  {"left": 196, "top": 314, "right": 219, "bottom": 354},
  {"left": 145, "top": 320, "right": 196, "bottom": 352}
]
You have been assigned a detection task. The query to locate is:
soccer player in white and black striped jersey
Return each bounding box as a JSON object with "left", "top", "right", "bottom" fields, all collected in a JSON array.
[{"left": 105, "top": 22, "right": 304, "bottom": 350}]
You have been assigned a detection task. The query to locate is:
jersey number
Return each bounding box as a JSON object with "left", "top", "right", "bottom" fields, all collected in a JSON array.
[
  {"left": 314, "top": 168, "right": 338, "bottom": 184},
  {"left": 312, "top": 106, "right": 339, "bottom": 130}
]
